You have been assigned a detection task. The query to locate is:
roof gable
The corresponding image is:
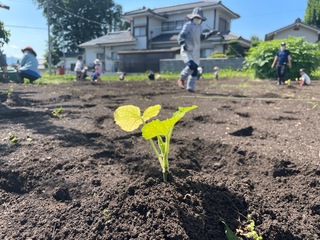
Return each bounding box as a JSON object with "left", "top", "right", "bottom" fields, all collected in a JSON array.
[
  {"left": 265, "top": 18, "right": 320, "bottom": 41},
  {"left": 123, "top": 1, "right": 239, "bottom": 19},
  {"left": 79, "top": 30, "right": 135, "bottom": 48}
]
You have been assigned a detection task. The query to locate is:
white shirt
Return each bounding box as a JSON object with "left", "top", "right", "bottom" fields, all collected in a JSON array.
[{"left": 300, "top": 73, "right": 311, "bottom": 85}]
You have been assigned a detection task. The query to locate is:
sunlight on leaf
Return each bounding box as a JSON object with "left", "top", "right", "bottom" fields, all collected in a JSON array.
[
  {"left": 114, "top": 105, "right": 143, "bottom": 132},
  {"left": 142, "top": 104, "right": 161, "bottom": 122},
  {"left": 141, "top": 105, "right": 198, "bottom": 140}
]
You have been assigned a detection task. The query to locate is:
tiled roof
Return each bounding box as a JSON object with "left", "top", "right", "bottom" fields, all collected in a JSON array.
[
  {"left": 79, "top": 31, "right": 135, "bottom": 47},
  {"left": 123, "top": 1, "right": 239, "bottom": 19},
  {"left": 152, "top": 33, "right": 179, "bottom": 42},
  {"left": 125, "top": 1, "right": 221, "bottom": 16}
]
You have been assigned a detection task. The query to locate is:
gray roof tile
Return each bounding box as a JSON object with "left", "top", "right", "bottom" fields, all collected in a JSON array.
[{"left": 79, "top": 31, "right": 135, "bottom": 47}]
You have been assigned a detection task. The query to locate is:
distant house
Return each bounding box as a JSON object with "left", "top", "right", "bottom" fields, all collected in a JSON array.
[
  {"left": 79, "top": 1, "right": 251, "bottom": 73},
  {"left": 265, "top": 18, "right": 320, "bottom": 43},
  {"left": 61, "top": 51, "right": 84, "bottom": 72}
]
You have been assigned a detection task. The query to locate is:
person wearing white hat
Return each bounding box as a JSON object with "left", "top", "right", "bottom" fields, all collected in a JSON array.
[
  {"left": 177, "top": 7, "right": 218, "bottom": 92},
  {"left": 91, "top": 59, "right": 103, "bottom": 82},
  {"left": 298, "top": 68, "right": 311, "bottom": 86}
]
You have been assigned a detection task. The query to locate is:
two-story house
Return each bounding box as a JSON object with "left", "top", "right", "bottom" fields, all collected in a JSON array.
[
  {"left": 265, "top": 18, "right": 320, "bottom": 43},
  {"left": 78, "top": 1, "right": 250, "bottom": 73}
]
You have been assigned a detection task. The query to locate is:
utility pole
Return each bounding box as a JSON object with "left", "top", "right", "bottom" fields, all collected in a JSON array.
[{"left": 47, "top": 0, "right": 52, "bottom": 74}]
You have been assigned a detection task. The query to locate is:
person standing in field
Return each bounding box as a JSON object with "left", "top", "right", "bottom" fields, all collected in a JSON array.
[
  {"left": 74, "top": 55, "right": 87, "bottom": 81},
  {"left": 271, "top": 42, "right": 292, "bottom": 85},
  {"left": 177, "top": 7, "right": 218, "bottom": 92}
]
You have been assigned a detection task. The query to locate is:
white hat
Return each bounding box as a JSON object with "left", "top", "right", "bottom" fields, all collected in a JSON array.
[
  {"left": 187, "top": 7, "right": 207, "bottom": 21},
  {"left": 94, "top": 59, "right": 101, "bottom": 64}
]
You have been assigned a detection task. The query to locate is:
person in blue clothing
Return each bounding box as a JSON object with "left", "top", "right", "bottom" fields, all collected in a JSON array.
[
  {"left": 177, "top": 7, "right": 218, "bottom": 92},
  {"left": 271, "top": 42, "right": 292, "bottom": 85},
  {"left": 18, "top": 46, "right": 41, "bottom": 83}
]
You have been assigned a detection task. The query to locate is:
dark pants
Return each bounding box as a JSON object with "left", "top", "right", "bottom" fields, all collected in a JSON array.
[
  {"left": 19, "top": 71, "right": 40, "bottom": 83},
  {"left": 276, "top": 64, "right": 287, "bottom": 84}
]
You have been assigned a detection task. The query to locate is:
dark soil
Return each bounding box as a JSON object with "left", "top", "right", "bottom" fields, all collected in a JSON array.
[{"left": 1, "top": 77, "right": 320, "bottom": 240}]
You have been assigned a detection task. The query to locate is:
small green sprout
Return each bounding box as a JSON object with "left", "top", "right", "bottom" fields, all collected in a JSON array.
[
  {"left": 7, "top": 85, "right": 14, "bottom": 98},
  {"left": 9, "top": 132, "right": 18, "bottom": 143},
  {"left": 52, "top": 106, "right": 63, "bottom": 119},
  {"left": 284, "top": 79, "right": 291, "bottom": 86},
  {"left": 237, "top": 215, "right": 263, "bottom": 240},
  {"left": 222, "top": 215, "right": 263, "bottom": 240},
  {"left": 114, "top": 104, "right": 198, "bottom": 182}
]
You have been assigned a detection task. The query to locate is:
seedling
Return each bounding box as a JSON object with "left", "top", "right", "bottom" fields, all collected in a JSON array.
[
  {"left": 114, "top": 104, "right": 198, "bottom": 182},
  {"left": 6, "top": 84, "right": 13, "bottom": 97},
  {"left": 51, "top": 106, "right": 63, "bottom": 119},
  {"left": 237, "top": 215, "right": 263, "bottom": 240},
  {"left": 222, "top": 215, "right": 263, "bottom": 240},
  {"left": 8, "top": 132, "right": 18, "bottom": 143},
  {"left": 284, "top": 79, "right": 291, "bottom": 85}
]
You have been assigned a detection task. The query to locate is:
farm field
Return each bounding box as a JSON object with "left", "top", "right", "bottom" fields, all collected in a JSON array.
[{"left": 0, "top": 77, "right": 320, "bottom": 239}]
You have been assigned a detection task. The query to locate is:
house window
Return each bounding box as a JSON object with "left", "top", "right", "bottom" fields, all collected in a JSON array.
[
  {"left": 219, "top": 18, "right": 228, "bottom": 34},
  {"left": 175, "top": 21, "right": 184, "bottom": 30},
  {"left": 162, "top": 22, "right": 175, "bottom": 31},
  {"left": 97, "top": 53, "right": 104, "bottom": 61},
  {"left": 162, "top": 21, "right": 184, "bottom": 31},
  {"left": 134, "top": 27, "right": 146, "bottom": 36},
  {"left": 111, "top": 52, "right": 119, "bottom": 60},
  {"left": 201, "top": 49, "right": 212, "bottom": 58}
]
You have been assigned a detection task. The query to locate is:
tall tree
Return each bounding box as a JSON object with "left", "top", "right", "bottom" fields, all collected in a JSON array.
[
  {"left": 0, "top": 2, "right": 10, "bottom": 45},
  {"left": 305, "top": 0, "right": 320, "bottom": 28},
  {"left": 34, "top": 0, "right": 126, "bottom": 63}
]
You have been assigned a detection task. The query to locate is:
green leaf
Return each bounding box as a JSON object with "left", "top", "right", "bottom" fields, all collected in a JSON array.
[
  {"left": 221, "top": 221, "right": 240, "bottom": 240},
  {"left": 142, "top": 104, "right": 161, "bottom": 122},
  {"left": 114, "top": 105, "right": 143, "bottom": 132},
  {"left": 142, "top": 119, "right": 169, "bottom": 140},
  {"left": 142, "top": 105, "right": 198, "bottom": 140}
]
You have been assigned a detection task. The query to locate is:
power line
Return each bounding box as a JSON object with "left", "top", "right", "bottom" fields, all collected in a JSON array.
[
  {"left": 51, "top": 3, "right": 108, "bottom": 26},
  {"left": 4, "top": 24, "right": 46, "bottom": 30}
]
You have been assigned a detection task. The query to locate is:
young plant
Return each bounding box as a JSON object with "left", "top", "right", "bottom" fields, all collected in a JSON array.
[
  {"left": 8, "top": 132, "right": 18, "bottom": 143},
  {"left": 6, "top": 84, "right": 13, "bottom": 98},
  {"left": 51, "top": 106, "right": 63, "bottom": 119},
  {"left": 237, "top": 215, "right": 263, "bottom": 240},
  {"left": 114, "top": 104, "right": 198, "bottom": 182}
]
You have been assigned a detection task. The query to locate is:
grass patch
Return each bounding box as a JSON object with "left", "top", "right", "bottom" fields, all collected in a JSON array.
[{"left": 31, "top": 68, "right": 255, "bottom": 85}]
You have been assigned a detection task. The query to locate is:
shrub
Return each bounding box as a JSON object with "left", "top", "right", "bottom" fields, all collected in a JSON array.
[
  {"left": 209, "top": 52, "right": 227, "bottom": 59},
  {"left": 244, "top": 37, "right": 320, "bottom": 79}
]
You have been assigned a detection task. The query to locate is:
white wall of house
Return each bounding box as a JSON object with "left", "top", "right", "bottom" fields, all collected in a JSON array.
[
  {"left": 63, "top": 57, "right": 78, "bottom": 71},
  {"left": 149, "top": 17, "right": 163, "bottom": 39},
  {"left": 133, "top": 16, "right": 148, "bottom": 49},
  {"left": 273, "top": 27, "right": 319, "bottom": 43}
]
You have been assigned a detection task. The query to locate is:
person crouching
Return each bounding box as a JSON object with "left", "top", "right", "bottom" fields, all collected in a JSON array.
[{"left": 18, "top": 46, "right": 41, "bottom": 83}]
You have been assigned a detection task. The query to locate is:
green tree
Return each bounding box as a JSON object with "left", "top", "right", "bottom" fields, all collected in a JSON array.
[
  {"left": 250, "top": 35, "right": 261, "bottom": 48},
  {"left": 305, "top": 0, "right": 320, "bottom": 28},
  {"left": 244, "top": 37, "right": 320, "bottom": 79},
  {"left": 226, "top": 40, "right": 246, "bottom": 58},
  {"left": 34, "top": 0, "right": 126, "bottom": 64},
  {"left": 0, "top": 2, "right": 10, "bottom": 45},
  {"left": 0, "top": 21, "right": 10, "bottom": 45}
]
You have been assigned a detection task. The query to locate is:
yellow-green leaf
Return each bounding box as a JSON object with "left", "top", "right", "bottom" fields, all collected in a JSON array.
[
  {"left": 142, "top": 119, "right": 172, "bottom": 140},
  {"left": 141, "top": 105, "right": 198, "bottom": 140},
  {"left": 142, "top": 104, "right": 161, "bottom": 122},
  {"left": 114, "top": 105, "right": 143, "bottom": 132}
]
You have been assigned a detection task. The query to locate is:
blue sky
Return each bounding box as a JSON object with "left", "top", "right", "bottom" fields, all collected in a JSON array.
[{"left": 1, "top": 0, "right": 307, "bottom": 60}]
